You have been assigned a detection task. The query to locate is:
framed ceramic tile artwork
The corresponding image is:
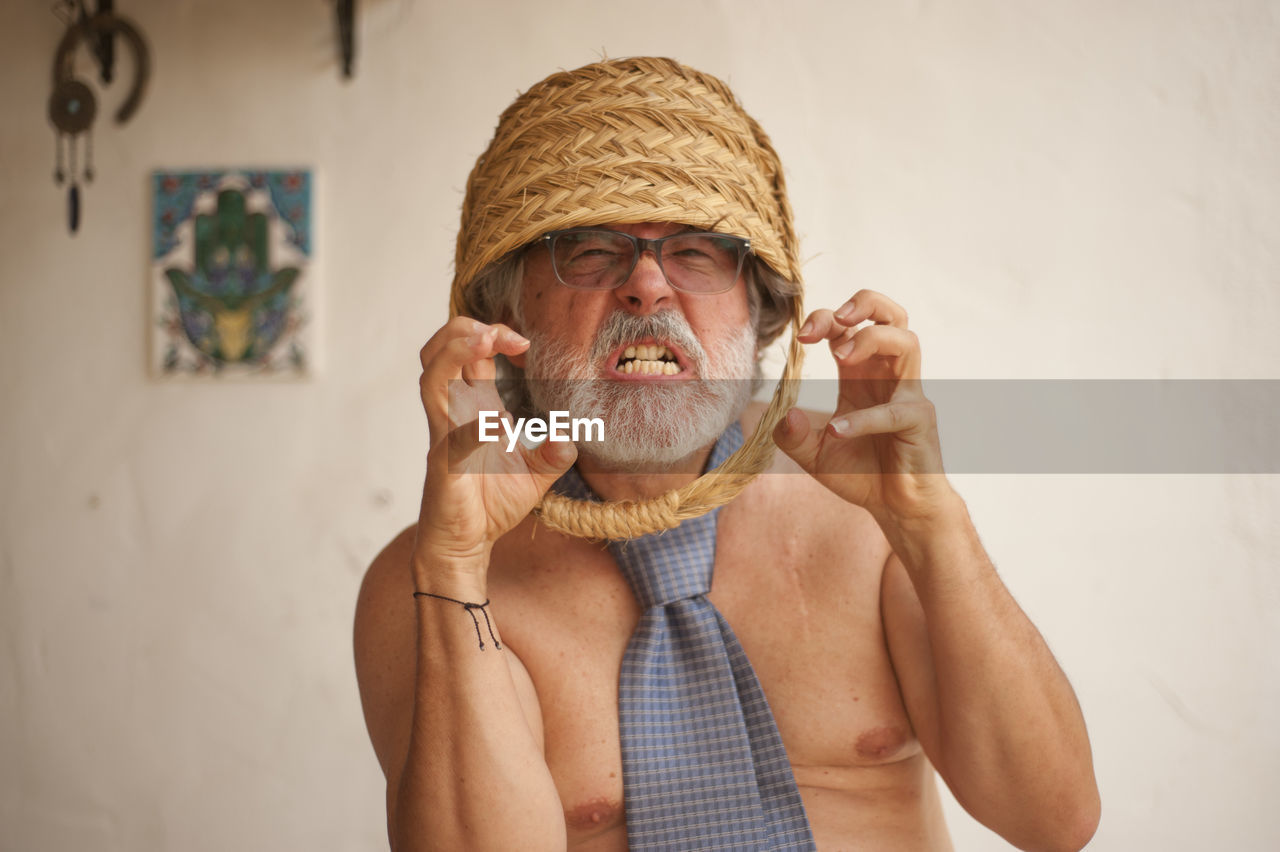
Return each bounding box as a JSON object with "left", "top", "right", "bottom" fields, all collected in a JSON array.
[{"left": 150, "top": 169, "right": 315, "bottom": 378}]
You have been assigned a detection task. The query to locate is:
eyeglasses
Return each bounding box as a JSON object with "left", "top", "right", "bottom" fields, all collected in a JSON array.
[{"left": 540, "top": 228, "right": 752, "bottom": 295}]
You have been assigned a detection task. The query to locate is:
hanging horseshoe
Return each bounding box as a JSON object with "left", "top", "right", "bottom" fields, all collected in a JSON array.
[
  {"left": 51, "top": 11, "right": 150, "bottom": 124},
  {"left": 48, "top": 9, "right": 151, "bottom": 234}
]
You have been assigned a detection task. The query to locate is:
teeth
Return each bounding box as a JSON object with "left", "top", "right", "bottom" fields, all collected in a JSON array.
[
  {"left": 617, "top": 343, "right": 681, "bottom": 375},
  {"left": 620, "top": 359, "right": 681, "bottom": 375},
  {"left": 622, "top": 344, "right": 674, "bottom": 361}
]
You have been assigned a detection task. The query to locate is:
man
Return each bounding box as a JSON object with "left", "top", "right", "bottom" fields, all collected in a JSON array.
[{"left": 355, "top": 57, "right": 1099, "bottom": 851}]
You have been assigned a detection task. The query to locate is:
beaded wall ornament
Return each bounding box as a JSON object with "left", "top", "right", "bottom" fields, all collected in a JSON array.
[{"left": 47, "top": 1, "right": 150, "bottom": 234}]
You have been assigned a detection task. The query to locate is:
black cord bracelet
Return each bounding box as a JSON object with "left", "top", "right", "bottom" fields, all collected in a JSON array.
[{"left": 414, "top": 591, "right": 502, "bottom": 650}]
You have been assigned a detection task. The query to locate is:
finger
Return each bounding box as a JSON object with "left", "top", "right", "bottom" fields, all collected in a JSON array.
[
  {"left": 833, "top": 290, "right": 909, "bottom": 329},
  {"left": 443, "top": 414, "right": 494, "bottom": 470},
  {"left": 797, "top": 290, "right": 910, "bottom": 344},
  {"left": 419, "top": 321, "right": 529, "bottom": 377},
  {"left": 772, "top": 407, "right": 824, "bottom": 474},
  {"left": 423, "top": 323, "right": 528, "bottom": 376},
  {"left": 831, "top": 325, "right": 922, "bottom": 380},
  {"left": 441, "top": 412, "right": 577, "bottom": 481},
  {"left": 447, "top": 374, "right": 505, "bottom": 427},
  {"left": 517, "top": 431, "right": 578, "bottom": 482},
  {"left": 461, "top": 356, "right": 496, "bottom": 385},
  {"left": 422, "top": 331, "right": 494, "bottom": 438},
  {"left": 797, "top": 308, "right": 851, "bottom": 344},
  {"left": 418, "top": 316, "right": 486, "bottom": 367},
  {"left": 421, "top": 323, "right": 529, "bottom": 437},
  {"left": 828, "top": 400, "right": 935, "bottom": 443}
]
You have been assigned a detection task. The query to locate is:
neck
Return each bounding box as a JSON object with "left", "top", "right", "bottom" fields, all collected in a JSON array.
[{"left": 575, "top": 442, "right": 716, "bottom": 502}]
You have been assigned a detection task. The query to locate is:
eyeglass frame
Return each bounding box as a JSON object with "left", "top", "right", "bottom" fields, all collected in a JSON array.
[{"left": 536, "top": 227, "right": 753, "bottom": 295}]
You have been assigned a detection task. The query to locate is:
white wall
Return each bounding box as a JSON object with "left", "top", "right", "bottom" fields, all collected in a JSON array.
[{"left": 2, "top": 1, "right": 1277, "bottom": 849}]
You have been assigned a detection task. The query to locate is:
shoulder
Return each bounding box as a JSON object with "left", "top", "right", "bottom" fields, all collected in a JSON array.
[
  {"left": 353, "top": 525, "right": 418, "bottom": 777},
  {"left": 357, "top": 525, "right": 417, "bottom": 638}
]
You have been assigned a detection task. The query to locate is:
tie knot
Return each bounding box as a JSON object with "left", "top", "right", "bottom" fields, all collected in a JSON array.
[
  {"left": 552, "top": 421, "right": 743, "bottom": 609},
  {"left": 607, "top": 510, "right": 718, "bottom": 607}
]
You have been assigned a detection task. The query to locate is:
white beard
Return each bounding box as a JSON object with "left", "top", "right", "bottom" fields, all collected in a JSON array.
[{"left": 524, "top": 311, "right": 757, "bottom": 471}]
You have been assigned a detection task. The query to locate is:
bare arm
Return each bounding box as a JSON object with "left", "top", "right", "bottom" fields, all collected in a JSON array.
[
  {"left": 774, "top": 289, "right": 1100, "bottom": 851},
  {"left": 354, "top": 318, "right": 576, "bottom": 851},
  {"left": 879, "top": 500, "right": 1099, "bottom": 852}
]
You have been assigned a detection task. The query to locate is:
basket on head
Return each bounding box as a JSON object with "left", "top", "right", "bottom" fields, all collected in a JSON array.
[{"left": 450, "top": 56, "right": 805, "bottom": 540}]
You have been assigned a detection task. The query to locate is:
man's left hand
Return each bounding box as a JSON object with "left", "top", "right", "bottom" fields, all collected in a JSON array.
[{"left": 773, "top": 289, "right": 956, "bottom": 526}]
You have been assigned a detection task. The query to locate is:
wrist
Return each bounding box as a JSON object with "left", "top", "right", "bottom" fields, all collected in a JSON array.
[
  {"left": 874, "top": 485, "right": 974, "bottom": 565},
  {"left": 410, "top": 535, "right": 492, "bottom": 597},
  {"left": 881, "top": 493, "right": 999, "bottom": 604},
  {"left": 873, "top": 477, "right": 965, "bottom": 534}
]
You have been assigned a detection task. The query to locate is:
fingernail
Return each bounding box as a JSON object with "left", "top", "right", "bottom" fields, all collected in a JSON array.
[
  {"left": 835, "top": 302, "right": 856, "bottom": 320},
  {"left": 833, "top": 341, "right": 855, "bottom": 360},
  {"left": 829, "top": 417, "right": 851, "bottom": 437},
  {"left": 518, "top": 431, "right": 545, "bottom": 451}
]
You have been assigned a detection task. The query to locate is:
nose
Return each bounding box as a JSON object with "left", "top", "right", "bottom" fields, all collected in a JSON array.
[{"left": 613, "top": 249, "right": 675, "bottom": 315}]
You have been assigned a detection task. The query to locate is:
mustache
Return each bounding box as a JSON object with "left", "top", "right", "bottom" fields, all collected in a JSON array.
[{"left": 586, "top": 310, "right": 707, "bottom": 372}]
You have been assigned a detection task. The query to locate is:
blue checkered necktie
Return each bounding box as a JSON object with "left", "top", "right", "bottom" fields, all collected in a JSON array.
[{"left": 556, "top": 424, "right": 815, "bottom": 851}]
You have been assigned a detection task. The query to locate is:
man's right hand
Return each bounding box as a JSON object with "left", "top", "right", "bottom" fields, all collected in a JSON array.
[{"left": 413, "top": 317, "right": 577, "bottom": 589}]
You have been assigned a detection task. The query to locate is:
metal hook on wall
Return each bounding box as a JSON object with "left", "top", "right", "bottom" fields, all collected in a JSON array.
[
  {"left": 48, "top": 1, "right": 151, "bottom": 234},
  {"left": 335, "top": 0, "right": 356, "bottom": 79}
]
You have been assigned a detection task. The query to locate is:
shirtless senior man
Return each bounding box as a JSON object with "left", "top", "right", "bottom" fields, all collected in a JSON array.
[{"left": 355, "top": 57, "right": 1100, "bottom": 851}]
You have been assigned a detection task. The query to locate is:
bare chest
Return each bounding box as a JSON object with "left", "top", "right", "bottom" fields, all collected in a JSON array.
[{"left": 488, "top": 485, "right": 920, "bottom": 846}]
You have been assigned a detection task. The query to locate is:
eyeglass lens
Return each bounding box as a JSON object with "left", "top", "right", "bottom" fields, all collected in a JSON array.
[{"left": 550, "top": 230, "right": 745, "bottom": 293}]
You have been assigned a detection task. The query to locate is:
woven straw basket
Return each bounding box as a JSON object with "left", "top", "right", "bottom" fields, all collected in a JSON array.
[{"left": 450, "top": 57, "right": 805, "bottom": 540}]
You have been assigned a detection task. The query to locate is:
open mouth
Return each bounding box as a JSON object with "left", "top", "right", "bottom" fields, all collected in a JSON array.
[{"left": 615, "top": 342, "right": 685, "bottom": 376}]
